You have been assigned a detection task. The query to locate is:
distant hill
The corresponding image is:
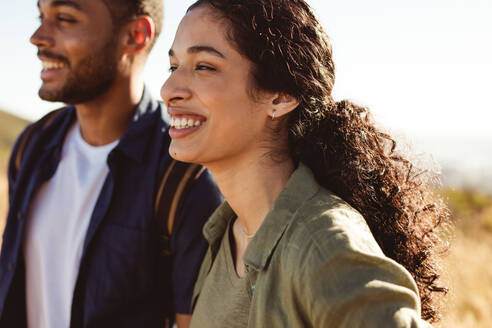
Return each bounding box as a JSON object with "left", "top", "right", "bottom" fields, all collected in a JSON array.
[
  {"left": 0, "top": 110, "right": 30, "bottom": 167},
  {"left": 411, "top": 136, "right": 492, "bottom": 195}
]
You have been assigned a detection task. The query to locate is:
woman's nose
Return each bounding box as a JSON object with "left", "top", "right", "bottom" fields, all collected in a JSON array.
[{"left": 160, "top": 68, "right": 192, "bottom": 106}]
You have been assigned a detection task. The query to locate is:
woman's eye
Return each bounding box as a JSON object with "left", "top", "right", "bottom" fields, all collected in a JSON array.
[
  {"left": 196, "top": 64, "right": 216, "bottom": 71},
  {"left": 169, "top": 65, "right": 178, "bottom": 73}
]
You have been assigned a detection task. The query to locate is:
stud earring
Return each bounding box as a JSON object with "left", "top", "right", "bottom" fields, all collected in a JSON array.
[{"left": 271, "top": 109, "right": 276, "bottom": 120}]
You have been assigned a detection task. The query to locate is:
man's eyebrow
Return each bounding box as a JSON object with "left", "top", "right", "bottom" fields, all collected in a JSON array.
[
  {"left": 37, "top": 0, "right": 83, "bottom": 10},
  {"left": 169, "top": 46, "right": 226, "bottom": 59}
]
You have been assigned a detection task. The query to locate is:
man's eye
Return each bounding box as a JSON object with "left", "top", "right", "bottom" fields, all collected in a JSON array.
[
  {"left": 196, "top": 64, "right": 216, "bottom": 71},
  {"left": 37, "top": 14, "right": 44, "bottom": 22},
  {"left": 169, "top": 65, "right": 178, "bottom": 73},
  {"left": 57, "top": 15, "right": 77, "bottom": 23}
]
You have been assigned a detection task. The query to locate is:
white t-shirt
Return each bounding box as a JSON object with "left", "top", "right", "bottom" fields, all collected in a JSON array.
[{"left": 23, "top": 123, "right": 118, "bottom": 328}]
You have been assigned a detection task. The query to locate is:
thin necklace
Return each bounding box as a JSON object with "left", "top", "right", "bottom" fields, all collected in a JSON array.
[{"left": 238, "top": 222, "right": 256, "bottom": 239}]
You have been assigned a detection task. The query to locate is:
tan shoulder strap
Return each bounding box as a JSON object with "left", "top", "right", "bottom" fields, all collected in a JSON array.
[{"left": 154, "top": 160, "right": 205, "bottom": 255}]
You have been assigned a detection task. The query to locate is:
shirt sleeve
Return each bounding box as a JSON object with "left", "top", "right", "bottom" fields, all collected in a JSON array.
[
  {"left": 169, "top": 169, "right": 223, "bottom": 314},
  {"left": 299, "top": 244, "right": 432, "bottom": 328}
]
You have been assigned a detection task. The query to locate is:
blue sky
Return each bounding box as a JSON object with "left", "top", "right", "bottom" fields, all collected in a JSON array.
[{"left": 0, "top": 0, "right": 491, "bottom": 139}]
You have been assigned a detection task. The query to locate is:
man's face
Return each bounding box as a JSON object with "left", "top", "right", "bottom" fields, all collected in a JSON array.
[{"left": 31, "top": 0, "right": 120, "bottom": 104}]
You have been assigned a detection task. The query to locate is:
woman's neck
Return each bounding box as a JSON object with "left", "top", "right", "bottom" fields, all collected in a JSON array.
[{"left": 209, "top": 154, "right": 295, "bottom": 236}]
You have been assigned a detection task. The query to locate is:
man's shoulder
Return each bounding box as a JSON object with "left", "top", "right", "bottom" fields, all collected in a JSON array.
[
  {"left": 18, "top": 106, "right": 73, "bottom": 141},
  {"left": 34, "top": 105, "right": 73, "bottom": 125},
  {"left": 10, "top": 106, "right": 74, "bottom": 168}
]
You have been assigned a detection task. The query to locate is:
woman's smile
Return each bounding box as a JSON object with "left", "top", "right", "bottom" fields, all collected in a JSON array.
[{"left": 168, "top": 114, "right": 207, "bottom": 139}]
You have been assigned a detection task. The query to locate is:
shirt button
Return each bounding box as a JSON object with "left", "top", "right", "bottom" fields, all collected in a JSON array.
[
  {"left": 8, "top": 263, "right": 13, "bottom": 271},
  {"left": 17, "top": 212, "right": 23, "bottom": 221}
]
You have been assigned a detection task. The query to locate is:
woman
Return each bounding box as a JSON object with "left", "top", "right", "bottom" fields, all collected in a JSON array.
[{"left": 161, "top": 0, "right": 449, "bottom": 327}]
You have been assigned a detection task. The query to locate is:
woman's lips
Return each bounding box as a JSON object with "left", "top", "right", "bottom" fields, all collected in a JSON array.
[
  {"left": 170, "top": 115, "right": 205, "bottom": 129},
  {"left": 168, "top": 114, "right": 206, "bottom": 139}
]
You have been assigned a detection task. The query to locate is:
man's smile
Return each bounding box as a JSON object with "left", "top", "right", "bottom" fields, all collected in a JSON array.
[
  {"left": 41, "top": 60, "right": 67, "bottom": 71},
  {"left": 40, "top": 59, "right": 68, "bottom": 81}
]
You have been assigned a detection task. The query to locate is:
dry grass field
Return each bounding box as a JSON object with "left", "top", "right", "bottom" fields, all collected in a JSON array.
[
  {"left": 439, "top": 225, "right": 492, "bottom": 327},
  {"left": 0, "top": 109, "right": 491, "bottom": 326},
  {"left": 437, "top": 190, "right": 492, "bottom": 327}
]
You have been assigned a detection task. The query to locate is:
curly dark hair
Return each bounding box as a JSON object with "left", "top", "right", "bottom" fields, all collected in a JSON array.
[
  {"left": 189, "top": 0, "right": 450, "bottom": 322},
  {"left": 101, "top": 0, "right": 164, "bottom": 51}
]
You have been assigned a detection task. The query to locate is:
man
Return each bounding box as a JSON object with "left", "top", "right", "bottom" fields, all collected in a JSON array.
[{"left": 0, "top": 0, "right": 221, "bottom": 327}]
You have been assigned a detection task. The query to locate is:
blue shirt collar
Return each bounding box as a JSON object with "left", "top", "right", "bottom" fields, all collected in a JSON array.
[
  {"left": 116, "top": 86, "right": 167, "bottom": 163},
  {"left": 42, "top": 86, "right": 167, "bottom": 164}
]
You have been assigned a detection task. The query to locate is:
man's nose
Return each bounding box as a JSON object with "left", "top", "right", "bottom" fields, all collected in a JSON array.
[{"left": 30, "top": 24, "right": 54, "bottom": 49}]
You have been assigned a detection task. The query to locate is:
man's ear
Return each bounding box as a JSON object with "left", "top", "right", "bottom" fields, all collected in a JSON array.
[
  {"left": 122, "top": 16, "right": 155, "bottom": 55},
  {"left": 269, "top": 93, "right": 299, "bottom": 119}
]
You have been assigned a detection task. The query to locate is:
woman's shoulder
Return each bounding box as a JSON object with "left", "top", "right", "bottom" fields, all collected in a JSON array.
[
  {"left": 277, "top": 188, "right": 427, "bottom": 327},
  {"left": 286, "top": 187, "right": 385, "bottom": 259}
]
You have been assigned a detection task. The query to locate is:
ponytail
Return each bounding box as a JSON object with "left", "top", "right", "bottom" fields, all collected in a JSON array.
[{"left": 289, "top": 99, "right": 449, "bottom": 321}]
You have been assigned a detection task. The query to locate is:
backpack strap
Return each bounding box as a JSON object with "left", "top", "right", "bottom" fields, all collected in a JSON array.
[
  {"left": 14, "top": 108, "right": 64, "bottom": 175},
  {"left": 154, "top": 160, "right": 205, "bottom": 255},
  {"left": 154, "top": 160, "right": 204, "bottom": 327}
]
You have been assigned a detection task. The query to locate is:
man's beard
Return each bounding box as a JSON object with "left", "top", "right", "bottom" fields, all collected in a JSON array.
[{"left": 38, "top": 37, "right": 119, "bottom": 104}]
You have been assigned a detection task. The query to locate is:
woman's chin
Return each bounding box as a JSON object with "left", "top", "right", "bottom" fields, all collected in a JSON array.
[{"left": 168, "top": 144, "right": 201, "bottom": 164}]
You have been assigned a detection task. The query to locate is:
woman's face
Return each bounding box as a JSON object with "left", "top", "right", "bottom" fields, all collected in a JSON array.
[{"left": 161, "top": 6, "right": 274, "bottom": 167}]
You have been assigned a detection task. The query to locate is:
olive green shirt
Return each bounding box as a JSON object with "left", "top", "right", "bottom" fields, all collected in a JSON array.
[
  {"left": 190, "top": 222, "right": 250, "bottom": 328},
  {"left": 192, "top": 164, "right": 432, "bottom": 328}
]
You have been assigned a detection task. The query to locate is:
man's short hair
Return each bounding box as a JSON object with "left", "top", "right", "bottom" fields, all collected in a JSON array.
[{"left": 102, "top": 0, "right": 164, "bottom": 52}]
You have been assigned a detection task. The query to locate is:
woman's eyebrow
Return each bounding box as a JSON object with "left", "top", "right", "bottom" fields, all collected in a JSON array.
[{"left": 168, "top": 45, "right": 226, "bottom": 59}]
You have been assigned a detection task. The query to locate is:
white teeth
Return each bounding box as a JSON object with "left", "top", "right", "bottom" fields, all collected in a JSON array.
[
  {"left": 170, "top": 116, "right": 203, "bottom": 129},
  {"left": 42, "top": 61, "right": 66, "bottom": 70}
]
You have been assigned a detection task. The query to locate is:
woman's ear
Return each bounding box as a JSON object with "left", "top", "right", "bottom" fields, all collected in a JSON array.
[
  {"left": 269, "top": 93, "right": 299, "bottom": 119},
  {"left": 121, "top": 16, "right": 155, "bottom": 56}
]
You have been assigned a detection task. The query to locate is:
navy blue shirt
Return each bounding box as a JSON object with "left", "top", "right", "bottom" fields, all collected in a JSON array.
[{"left": 0, "top": 88, "right": 222, "bottom": 327}]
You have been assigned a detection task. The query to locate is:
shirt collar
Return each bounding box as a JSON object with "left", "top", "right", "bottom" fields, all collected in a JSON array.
[
  {"left": 115, "top": 86, "right": 166, "bottom": 163},
  {"left": 202, "top": 163, "right": 320, "bottom": 270},
  {"left": 43, "top": 106, "right": 77, "bottom": 151},
  {"left": 42, "top": 86, "right": 167, "bottom": 163},
  {"left": 202, "top": 201, "right": 236, "bottom": 254}
]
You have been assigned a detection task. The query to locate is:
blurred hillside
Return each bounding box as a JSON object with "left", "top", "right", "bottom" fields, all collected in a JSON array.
[
  {"left": 0, "top": 109, "right": 30, "bottom": 168},
  {"left": 0, "top": 110, "right": 491, "bottom": 327},
  {"left": 0, "top": 109, "right": 30, "bottom": 235},
  {"left": 412, "top": 136, "right": 492, "bottom": 195}
]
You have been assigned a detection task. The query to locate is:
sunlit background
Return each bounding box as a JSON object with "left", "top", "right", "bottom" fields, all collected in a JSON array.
[
  {"left": 1, "top": 1, "right": 492, "bottom": 326},
  {"left": 1, "top": 0, "right": 491, "bottom": 191}
]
